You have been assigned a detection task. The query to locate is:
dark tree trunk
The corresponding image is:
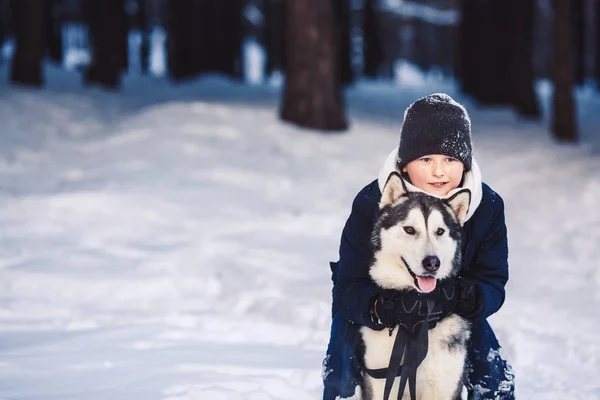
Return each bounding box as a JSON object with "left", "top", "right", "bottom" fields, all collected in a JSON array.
[
  {"left": 45, "top": 0, "right": 63, "bottom": 63},
  {"left": 9, "top": 0, "right": 46, "bottom": 86},
  {"left": 594, "top": 0, "right": 600, "bottom": 89},
  {"left": 335, "top": 0, "right": 353, "bottom": 85},
  {"left": 362, "top": 0, "right": 383, "bottom": 78},
  {"left": 460, "top": 0, "right": 538, "bottom": 113},
  {"left": 195, "top": 0, "right": 212, "bottom": 72},
  {"left": 136, "top": 0, "right": 150, "bottom": 74},
  {"left": 167, "top": 0, "right": 243, "bottom": 81},
  {"left": 280, "top": 0, "right": 347, "bottom": 131},
  {"left": 83, "top": 0, "right": 127, "bottom": 89},
  {"left": 264, "top": 0, "right": 285, "bottom": 75},
  {"left": 596, "top": 0, "right": 600, "bottom": 87},
  {"left": 166, "top": 0, "right": 195, "bottom": 79},
  {"left": 572, "top": 0, "right": 585, "bottom": 86},
  {"left": 509, "top": 0, "right": 540, "bottom": 117},
  {"left": 552, "top": 0, "right": 578, "bottom": 141},
  {"left": 476, "top": 1, "right": 512, "bottom": 105},
  {"left": 119, "top": 2, "right": 130, "bottom": 72},
  {"left": 0, "top": 6, "right": 5, "bottom": 59},
  {"left": 210, "top": 0, "right": 243, "bottom": 77},
  {"left": 457, "top": 0, "right": 478, "bottom": 97}
]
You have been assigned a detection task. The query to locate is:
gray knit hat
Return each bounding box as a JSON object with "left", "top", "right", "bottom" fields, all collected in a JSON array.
[{"left": 397, "top": 93, "right": 473, "bottom": 171}]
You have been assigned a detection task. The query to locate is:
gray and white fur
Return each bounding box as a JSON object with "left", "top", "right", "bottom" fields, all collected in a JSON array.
[{"left": 360, "top": 172, "right": 472, "bottom": 400}]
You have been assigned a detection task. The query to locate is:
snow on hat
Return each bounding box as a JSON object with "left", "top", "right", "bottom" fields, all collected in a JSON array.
[{"left": 397, "top": 93, "right": 473, "bottom": 171}]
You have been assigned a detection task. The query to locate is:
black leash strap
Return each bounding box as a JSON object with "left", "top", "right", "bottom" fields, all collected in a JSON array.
[
  {"left": 383, "top": 326, "right": 409, "bottom": 400},
  {"left": 364, "top": 365, "right": 404, "bottom": 379},
  {"left": 399, "top": 316, "right": 430, "bottom": 400},
  {"left": 376, "top": 299, "right": 433, "bottom": 400}
]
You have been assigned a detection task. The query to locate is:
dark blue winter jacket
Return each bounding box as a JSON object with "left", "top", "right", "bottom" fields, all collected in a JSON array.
[{"left": 323, "top": 178, "right": 511, "bottom": 399}]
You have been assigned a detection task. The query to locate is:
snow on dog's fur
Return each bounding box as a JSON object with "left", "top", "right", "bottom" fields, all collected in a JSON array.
[{"left": 360, "top": 172, "right": 471, "bottom": 400}]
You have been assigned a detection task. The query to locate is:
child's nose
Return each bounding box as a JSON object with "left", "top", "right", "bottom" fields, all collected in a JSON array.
[{"left": 433, "top": 162, "right": 444, "bottom": 176}]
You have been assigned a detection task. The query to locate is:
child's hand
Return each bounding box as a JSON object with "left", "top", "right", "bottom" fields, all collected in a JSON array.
[
  {"left": 436, "top": 277, "right": 479, "bottom": 318},
  {"left": 372, "top": 289, "right": 444, "bottom": 333},
  {"left": 371, "top": 277, "right": 479, "bottom": 333}
]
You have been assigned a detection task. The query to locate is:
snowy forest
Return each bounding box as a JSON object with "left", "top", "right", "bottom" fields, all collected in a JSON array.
[
  {"left": 1, "top": 1, "right": 600, "bottom": 400},
  {"left": 1, "top": 0, "right": 600, "bottom": 140}
]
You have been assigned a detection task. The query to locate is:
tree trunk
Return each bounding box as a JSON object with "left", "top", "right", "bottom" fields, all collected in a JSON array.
[
  {"left": 0, "top": 4, "right": 6, "bottom": 61},
  {"left": 362, "top": 0, "right": 383, "bottom": 78},
  {"left": 167, "top": 0, "right": 243, "bottom": 81},
  {"left": 460, "top": 0, "right": 536, "bottom": 110},
  {"left": 136, "top": 0, "right": 150, "bottom": 74},
  {"left": 509, "top": 0, "right": 540, "bottom": 117},
  {"left": 119, "top": 1, "right": 130, "bottom": 72},
  {"left": 478, "top": 1, "right": 512, "bottom": 105},
  {"left": 595, "top": 0, "right": 600, "bottom": 87},
  {"left": 9, "top": 0, "right": 46, "bottom": 86},
  {"left": 280, "top": 0, "right": 347, "bottom": 131},
  {"left": 209, "top": 0, "right": 243, "bottom": 77},
  {"left": 45, "top": 0, "right": 63, "bottom": 64},
  {"left": 264, "top": 0, "right": 285, "bottom": 75},
  {"left": 457, "top": 0, "right": 478, "bottom": 97},
  {"left": 552, "top": 0, "right": 578, "bottom": 141},
  {"left": 83, "top": 0, "right": 127, "bottom": 89},
  {"left": 167, "top": 0, "right": 205, "bottom": 80},
  {"left": 167, "top": 0, "right": 198, "bottom": 80},
  {"left": 572, "top": 0, "right": 585, "bottom": 86},
  {"left": 335, "top": 0, "right": 353, "bottom": 85}
]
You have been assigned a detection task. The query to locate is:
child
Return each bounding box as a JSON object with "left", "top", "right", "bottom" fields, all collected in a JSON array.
[{"left": 323, "top": 93, "right": 515, "bottom": 399}]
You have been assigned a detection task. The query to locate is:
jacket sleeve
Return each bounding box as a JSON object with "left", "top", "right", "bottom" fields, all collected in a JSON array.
[
  {"left": 462, "top": 196, "right": 509, "bottom": 320},
  {"left": 333, "top": 187, "right": 383, "bottom": 330}
]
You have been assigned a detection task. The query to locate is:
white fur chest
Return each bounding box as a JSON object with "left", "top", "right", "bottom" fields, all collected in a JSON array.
[{"left": 360, "top": 315, "right": 470, "bottom": 400}]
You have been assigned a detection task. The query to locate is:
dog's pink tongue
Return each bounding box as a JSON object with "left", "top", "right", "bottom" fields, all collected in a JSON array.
[{"left": 417, "top": 276, "right": 437, "bottom": 293}]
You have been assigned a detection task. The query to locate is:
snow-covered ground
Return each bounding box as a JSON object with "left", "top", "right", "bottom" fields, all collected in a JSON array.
[{"left": 1, "top": 64, "right": 600, "bottom": 400}]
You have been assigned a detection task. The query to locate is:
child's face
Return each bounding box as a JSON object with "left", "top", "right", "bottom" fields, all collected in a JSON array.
[{"left": 402, "top": 154, "right": 465, "bottom": 196}]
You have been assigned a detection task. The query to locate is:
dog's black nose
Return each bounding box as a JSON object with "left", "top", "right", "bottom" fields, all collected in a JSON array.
[{"left": 422, "top": 256, "right": 440, "bottom": 272}]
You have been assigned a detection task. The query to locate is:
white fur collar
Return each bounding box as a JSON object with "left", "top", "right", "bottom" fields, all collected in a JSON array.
[{"left": 377, "top": 147, "right": 483, "bottom": 222}]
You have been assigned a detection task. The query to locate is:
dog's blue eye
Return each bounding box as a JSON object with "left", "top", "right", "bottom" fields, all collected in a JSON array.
[
  {"left": 403, "top": 226, "right": 416, "bottom": 235},
  {"left": 436, "top": 228, "right": 445, "bottom": 236}
]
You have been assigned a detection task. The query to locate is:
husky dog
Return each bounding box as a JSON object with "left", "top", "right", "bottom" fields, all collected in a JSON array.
[{"left": 360, "top": 172, "right": 472, "bottom": 400}]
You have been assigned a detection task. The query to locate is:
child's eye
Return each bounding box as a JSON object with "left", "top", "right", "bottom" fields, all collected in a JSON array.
[
  {"left": 446, "top": 157, "right": 456, "bottom": 162},
  {"left": 420, "top": 157, "right": 431, "bottom": 162}
]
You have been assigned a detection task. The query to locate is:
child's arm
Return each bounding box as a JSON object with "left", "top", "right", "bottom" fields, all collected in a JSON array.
[
  {"left": 460, "top": 193, "right": 509, "bottom": 320},
  {"left": 333, "top": 183, "right": 383, "bottom": 329}
]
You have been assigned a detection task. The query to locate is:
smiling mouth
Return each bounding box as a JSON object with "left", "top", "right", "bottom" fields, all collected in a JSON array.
[
  {"left": 401, "top": 257, "right": 437, "bottom": 293},
  {"left": 429, "top": 182, "right": 448, "bottom": 188}
]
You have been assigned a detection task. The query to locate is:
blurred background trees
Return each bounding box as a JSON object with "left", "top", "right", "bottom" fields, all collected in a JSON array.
[
  {"left": 279, "top": 0, "right": 348, "bottom": 131},
  {"left": 0, "top": 0, "right": 599, "bottom": 140},
  {"left": 166, "top": 0, "right": 244, "bottom": 81},
  {"left": 9, "top": 0, "right": 46, "bottom": 86}
]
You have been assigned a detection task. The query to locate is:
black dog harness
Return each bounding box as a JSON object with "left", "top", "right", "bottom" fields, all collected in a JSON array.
[{"left": 364, "top": 300, "right": 433, "bottom": 400}]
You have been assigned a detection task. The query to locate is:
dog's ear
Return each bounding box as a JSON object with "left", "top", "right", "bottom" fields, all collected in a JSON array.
[
  {"left": 381, "top": 172, "right": 407, "bottom": 207},
  {"left": 445, "top": 188, "right": 471, "bottom": 225}
]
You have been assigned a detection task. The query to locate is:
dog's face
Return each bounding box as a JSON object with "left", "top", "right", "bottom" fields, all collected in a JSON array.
[{"left": 370, "top": 172, "right": 471, "bottom": 293}]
